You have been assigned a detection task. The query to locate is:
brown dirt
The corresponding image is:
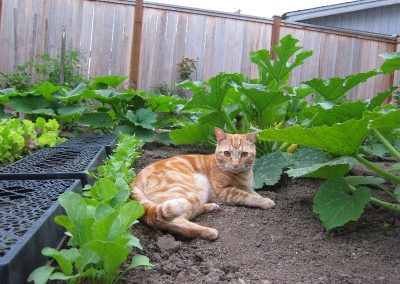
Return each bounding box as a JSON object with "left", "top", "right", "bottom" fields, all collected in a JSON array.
[{"left": 122, "top": 144, "right": 400, "bottom": 284}]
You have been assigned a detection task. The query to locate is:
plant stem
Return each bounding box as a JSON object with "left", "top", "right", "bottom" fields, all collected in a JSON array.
[
  {"left": 354, "top": 154, "right": 400, "bottom": 184},
  {"left": 370, "top": 197, "right": 400, "bottom": 213},
  {"left": 376, "top": 184, "right": 397, "bottom": 199},
  {"left": 349, "top": 185, "right": 400, "bottom": 213},
  {"left": 222, "top": 110, "right": 237, "bottom": 133},
  {"left": 373, "top": 128, "right": 400, "bottom": 160}
]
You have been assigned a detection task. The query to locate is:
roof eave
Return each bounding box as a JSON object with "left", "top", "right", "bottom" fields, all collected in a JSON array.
[{"left": 283, "top": 0, "right": 400, "bottom": 21}]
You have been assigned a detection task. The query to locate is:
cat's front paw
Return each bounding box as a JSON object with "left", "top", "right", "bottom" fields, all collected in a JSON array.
[
  {"left": 259, "top": 198, "right": 275, "bottom": 209},
  {"left": 201, "top": 228, "right": 219, "bottom": 240}
]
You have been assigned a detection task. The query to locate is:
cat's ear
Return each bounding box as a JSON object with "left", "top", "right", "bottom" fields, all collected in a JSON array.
[
  {"left": 214, "top": 127, "right": 227, "bottom": 142},
  {"left": 246, "top": 133, "right": 257, "bottom": 143}
]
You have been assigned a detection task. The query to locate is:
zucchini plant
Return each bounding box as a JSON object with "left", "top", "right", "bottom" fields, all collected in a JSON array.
[{"left": 258, "top": 53, "right": 400, "bottom": 229}]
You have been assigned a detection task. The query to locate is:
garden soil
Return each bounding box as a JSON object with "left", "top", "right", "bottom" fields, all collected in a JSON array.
[{"left": 122, "top": 144, "right": 400, "bottom": 284}]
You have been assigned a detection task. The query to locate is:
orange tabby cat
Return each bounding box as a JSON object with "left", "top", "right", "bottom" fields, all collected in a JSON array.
[{"left": 130, "top": 128, "right": 275, "bottom": 240}]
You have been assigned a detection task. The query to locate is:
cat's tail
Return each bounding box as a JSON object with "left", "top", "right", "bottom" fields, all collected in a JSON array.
[{"left": 131, "top": 187, "right": 188, "bottom": 225}]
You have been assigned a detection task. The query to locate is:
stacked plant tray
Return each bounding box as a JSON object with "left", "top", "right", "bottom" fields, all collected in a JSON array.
[
  {"left": 0, "top": 146, "right": 107, "bottom": 185},
  {"left": 57, "top": 135, "right": 117, "bottom": 155},
  {"left": 0, "top": 136, "right": 114, "bottom": 284},
  {"left": 0, "top": 179, "right": 82, "bottom": 284}
]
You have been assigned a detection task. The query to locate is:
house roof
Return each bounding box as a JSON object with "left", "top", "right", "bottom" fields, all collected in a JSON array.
[{"left": 282, "top": 0, "right": 400, "bottom": 21}]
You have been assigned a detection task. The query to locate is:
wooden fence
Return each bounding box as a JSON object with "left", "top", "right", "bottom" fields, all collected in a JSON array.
[{"left": 0, "top": 0, "right": 398, "bottom": 100}]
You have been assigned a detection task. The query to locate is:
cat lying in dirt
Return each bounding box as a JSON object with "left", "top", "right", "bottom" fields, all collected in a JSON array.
[{"left": 130, "top": 128, "right": 275, "bottom": 240}]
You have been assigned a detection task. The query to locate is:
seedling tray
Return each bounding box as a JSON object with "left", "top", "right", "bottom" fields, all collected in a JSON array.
[
  {"left": 57, "top": 135, "right": 117, "bottom": 155},
  {"left": 0, "top": 179, "right": 82, "bottom": 284},
  {"left": 0, "top": 146, "right": 107, "bottom": 185}
]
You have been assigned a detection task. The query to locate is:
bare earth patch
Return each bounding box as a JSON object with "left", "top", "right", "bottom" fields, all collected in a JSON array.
[{"left": 122, "top": 144, "right": 400, "bottom": 284}]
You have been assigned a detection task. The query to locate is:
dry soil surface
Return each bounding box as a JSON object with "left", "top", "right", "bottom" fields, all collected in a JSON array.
[{"left": 121, "top": 144, "right": 400, "bottom": 284}]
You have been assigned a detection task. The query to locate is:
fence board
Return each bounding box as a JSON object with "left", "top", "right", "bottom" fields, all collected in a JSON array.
[{"left": 0, "top": 0, "right": 397, "bottom": 101}]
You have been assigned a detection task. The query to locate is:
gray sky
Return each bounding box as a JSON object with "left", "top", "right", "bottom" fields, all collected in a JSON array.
[{"left": 147, "top": 0, "right": 356, "bottom": 18}]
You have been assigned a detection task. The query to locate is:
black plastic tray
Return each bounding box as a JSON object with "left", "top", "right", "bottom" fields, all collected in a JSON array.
[
  {"left": 0, "top": 146, "right": 107, "bottom": 185},
  {"left": 0, "top": 179, "right": 82, "bottom": 284},
  {"left": 57, "top": 135, "right": 117, "bottom": 155}
]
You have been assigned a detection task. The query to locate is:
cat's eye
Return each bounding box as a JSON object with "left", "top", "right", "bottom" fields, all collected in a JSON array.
[
  {"left": 224, "top": 151, "right": 231, "bottom": 157},
  {"left": 241, "top": 152, "right": 248, "bottom": 157}
]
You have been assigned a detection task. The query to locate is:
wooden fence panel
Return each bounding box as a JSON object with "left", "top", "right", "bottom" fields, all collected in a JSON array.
[{"left": 0, "top": 0, "right": 134, "bottom": 80}]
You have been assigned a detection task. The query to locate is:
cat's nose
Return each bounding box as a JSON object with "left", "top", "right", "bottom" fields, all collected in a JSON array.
[{"left": 233, "top": 164, "right": 239, "bottom": 168}]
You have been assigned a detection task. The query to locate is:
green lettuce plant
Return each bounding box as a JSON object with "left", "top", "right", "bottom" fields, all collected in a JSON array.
[
  {"left": 0, "top": 117, "right": 64, "bottom": 162},
  {"left": 28, "top": 134, "right": 151, "bottom": 284}
]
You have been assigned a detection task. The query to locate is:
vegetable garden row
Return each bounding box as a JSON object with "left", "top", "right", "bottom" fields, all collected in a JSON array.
[{"left": 0, "top": 35, "right": 399, "bottom": 283}]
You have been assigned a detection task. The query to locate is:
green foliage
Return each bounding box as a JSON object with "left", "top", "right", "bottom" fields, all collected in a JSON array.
[
  {"left": 0, "top": 50, "right": 85, "bottom": 91},
  {"left": 313, "top": 178, "right": 371, "bottom": 229},
  {"left": 0, "top": 117, "right": 64, "bottom": 162},
  {"left": 28, "top": 134, "right": 152, "bottom": 284},
  {"left": 0, "top": 76, "right": 189, "bottom": 142},
  {"left": 170, "top": 35, "right": 313, "bottom": 155}
]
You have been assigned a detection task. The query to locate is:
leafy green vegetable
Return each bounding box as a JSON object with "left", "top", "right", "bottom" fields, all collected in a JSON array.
[
  {"left": 253, "top": 151, "right": 292, "bottom": 188},
  {"left": 28, "top": 134, "right": 150, "bottom": 284},
  {"left": 313, "top": 178, "right": 371, "bottom": 229}
]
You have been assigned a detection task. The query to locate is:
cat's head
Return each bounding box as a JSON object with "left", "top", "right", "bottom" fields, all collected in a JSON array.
[{"left": 214, "top": 127, "right": 256, "bottom": 173}]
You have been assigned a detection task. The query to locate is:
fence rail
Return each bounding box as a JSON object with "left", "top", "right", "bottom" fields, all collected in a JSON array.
[{"left": 0, "top": 0, "right": 398, "bottom": 100}]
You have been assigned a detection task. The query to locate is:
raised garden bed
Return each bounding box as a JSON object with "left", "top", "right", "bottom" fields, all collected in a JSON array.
[
  {"left": 0, "top": 146, "right": 107, "bottom": 185},
  {"left": 0, "top": 179, "right": 82, "bottom": 284},
  {"left": 57, "top": 135, "right": 117, "bottom": 155}
]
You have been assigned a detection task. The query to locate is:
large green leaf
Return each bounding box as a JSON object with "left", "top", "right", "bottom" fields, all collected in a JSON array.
[
  {"left": 259, "top": 119, "right": 370, "bottom": 155},
  {"left": 367, "top": 87, "right": 398, "bottom": 110},
  {"left": 253, "top": 151, "right": 292, "bottom": 188},
  {"left": 240, "top": 83, "right": 289, "bottom": 113},
  {"left": 170, "top": 124, "right": 214, "bottom": 144},
  {"left": 370, "top": 109, "right": 400, "bottom": 130},
  {"left": 0, "top": 88, "right": 20, "bottom": 104},
  {"left": 55, "top": 83, "right": 89, "bottom": 102},
  {"left": 183, "top": 73, "right": 242, "bottom": 111},
  {"left": 79, "top": 112, "right": 113, "bottom": 128},
  {"left": 304, "top": 71, "right": 379, "bottom": 101},
  {"left": 125, "top": 108, "right": 157, "bottom": 129},
  {"left": 147, "top": 95, "right": 186, "bottom": 113},
  {"left": 34, "top": 82, "right": 61, "bottom": 100},
  {"left": 301, "top": 101, "right": 368, "bottom": 127},
  {"left": 290, "top": 147, "right": 328, "bottom": 168},
  {"left": 90, "top": 75, "right": 127, "bottom": 89},
  {"left": 251, "top": 35, "right": 312, "bottom": 88},
  {"left": 313, "top": 178, "right": 371, "bottom": 229},
  {"left": 9, "top": 96, "right": 52, "bottom": 114},
  {"left": 379, "top": 52, "right": 400, "bottom": 74},
  {"left": 57, "top": 104, "right": 86, "bottom": 120},
  {"left": 286, "top": 157, "right": 356, "bottom": 179}
]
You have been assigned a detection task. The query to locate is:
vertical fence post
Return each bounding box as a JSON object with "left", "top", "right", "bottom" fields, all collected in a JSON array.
[
  {"left": 129, "top": 0, "right": 144, "bottom": 90},
  {"left": 60, "top": 26, "right": 66, "bottom": 85},
  {"left": 270, "top": 15, "right": 281, "bottom": 60}
]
